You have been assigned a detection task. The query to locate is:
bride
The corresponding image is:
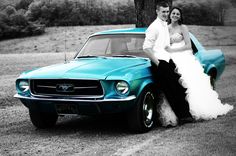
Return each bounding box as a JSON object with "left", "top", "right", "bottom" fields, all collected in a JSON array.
[{"left": 158, "top": 7, "right": 233, "bottom": 126}]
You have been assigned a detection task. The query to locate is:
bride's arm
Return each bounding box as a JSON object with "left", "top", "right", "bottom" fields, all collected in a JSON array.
[{"left": 166, "top": 25, "right": 192, "bottom": 52}]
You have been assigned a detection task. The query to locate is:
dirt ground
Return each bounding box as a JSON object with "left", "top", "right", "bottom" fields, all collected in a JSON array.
[{"left": 0, "top": 25, "right": 236, "bottom": 155}]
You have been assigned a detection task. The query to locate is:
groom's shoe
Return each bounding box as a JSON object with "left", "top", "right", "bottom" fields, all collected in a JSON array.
[{"left": 179, "top": 116, "right": 194, "bottom": 125}]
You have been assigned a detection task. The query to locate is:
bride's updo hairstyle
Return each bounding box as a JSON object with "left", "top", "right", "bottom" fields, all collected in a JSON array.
[{"left": 168, "top": 7, "right": 183, "bottom": 25}]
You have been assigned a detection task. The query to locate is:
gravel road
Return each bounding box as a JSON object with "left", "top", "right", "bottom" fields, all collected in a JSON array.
[{"left": 0, "top": 45, "right": 235, "bottom": 156}]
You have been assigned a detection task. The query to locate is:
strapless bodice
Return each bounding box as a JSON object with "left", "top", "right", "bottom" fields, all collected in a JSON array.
[{"left": 170, "top": 33, "right": 184, "bottom": 44}]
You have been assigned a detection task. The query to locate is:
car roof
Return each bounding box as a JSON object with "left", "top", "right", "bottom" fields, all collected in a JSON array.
[
  {"left": 90, "top": 27, "right": 195, "bottom": 38},
  {"left": 89, "top": 27, "right": 203, "bottom": 50},
  {"left": 90, "top": 28, "right": 147, "bottom": 37}
]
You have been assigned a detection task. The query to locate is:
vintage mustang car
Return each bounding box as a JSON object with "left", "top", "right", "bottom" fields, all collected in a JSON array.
[{"left": 14, "top": 28, "right": 225, "bottom": 132}]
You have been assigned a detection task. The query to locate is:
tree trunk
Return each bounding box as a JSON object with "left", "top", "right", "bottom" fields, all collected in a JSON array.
[{"left": 134, "top": 0, "right": 172, "bottom": 27}]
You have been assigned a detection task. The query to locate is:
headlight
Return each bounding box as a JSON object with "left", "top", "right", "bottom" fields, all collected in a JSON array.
[
  {"left": 116, "top": 81, "right": 129, "bottom": 95},
  {"left": 18, "top": 80, "right": 29, "bottom": 92}
]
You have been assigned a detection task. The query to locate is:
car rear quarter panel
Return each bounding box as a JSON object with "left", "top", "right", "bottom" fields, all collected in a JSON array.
[
  {"left": 198, "top": 49, "right": 225, "bottom": 80},
  {"left": 190, "top": 33, "right": 225, "bottom": 80}
]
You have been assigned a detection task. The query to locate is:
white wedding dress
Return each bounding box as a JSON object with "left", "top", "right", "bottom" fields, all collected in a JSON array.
[{"left": 158, "top": 33, "right": 233, "bottom": 126}]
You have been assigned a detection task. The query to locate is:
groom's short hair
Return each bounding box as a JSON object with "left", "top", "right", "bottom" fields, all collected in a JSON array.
[{"left": 156, "top": 1, "right": 169, "bottom": 11}]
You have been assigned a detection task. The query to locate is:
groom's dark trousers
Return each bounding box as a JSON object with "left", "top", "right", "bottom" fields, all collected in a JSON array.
[{"left": 151, "top": 60, "right": 192, "bottom": 119}]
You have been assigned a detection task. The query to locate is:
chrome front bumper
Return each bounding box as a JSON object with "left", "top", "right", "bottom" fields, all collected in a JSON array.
[{"left": 14, "top": 94, "right": 136, "bottom": 102}]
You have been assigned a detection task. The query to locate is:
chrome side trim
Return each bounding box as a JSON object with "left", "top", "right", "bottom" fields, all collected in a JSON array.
[{"left": 14, "top": 94, "right": 136, "bottom": 102}]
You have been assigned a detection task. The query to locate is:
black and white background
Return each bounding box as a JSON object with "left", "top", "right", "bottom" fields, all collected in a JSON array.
[{"left": 0, "top": 0, "right": 235, "bottom": 155}]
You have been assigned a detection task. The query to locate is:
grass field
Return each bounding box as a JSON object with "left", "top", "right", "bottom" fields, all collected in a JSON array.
[{"left": 0, "top": 24, "right": 235, "bottom": 55}]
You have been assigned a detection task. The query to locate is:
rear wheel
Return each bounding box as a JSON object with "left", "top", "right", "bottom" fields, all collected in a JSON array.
[
  {"left": 208, "top": 69, "right": 217, "bottom": 90},
  {"left": 29, "top": 110, "right": 58, "bottom": 129},
  {"left": 210, "top": 76, "right": 216, "bottom": 89},
  {"left": 127, "top": 87, "right": 156, "bottom": 133}
]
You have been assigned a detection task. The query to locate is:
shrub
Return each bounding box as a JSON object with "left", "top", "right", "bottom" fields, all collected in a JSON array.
[
  {"left": 23, "top": 22, "right": 45, "bottom": 36},
  {"left": 25, "top": 0, "right": 44, "bottom": 21},
  {"left": 174, "top": 0, "right": 231, "bottom": 25},
  {"left": 17, "top": 9, "right": 27, "bottom": 16},
  {"left": 0, "top": 9, "right": 45, "bottom": 40},
  {"left": 24, "top": 0, "right": 135, "bottom": 26},
  {"left": 4, "top": 5, "right": 17, "bottom": 16},
  {"left": 15, "top": 0, "right": 34, "bottom": 10},
  {"left": 0, "top": 11, "right": 11, "bottom": 31},
  {"left": 10, "top": 13, "right": 28, "bottom": 26},
  {"left": 0, "top": 11, "right": 9, "bottom": 24},
  {"left": 114, "top": 1, "right": 136, "bottom": 24}
]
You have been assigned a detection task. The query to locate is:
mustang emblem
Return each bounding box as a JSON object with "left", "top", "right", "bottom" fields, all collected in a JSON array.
[{"left": 56, "top": 84, "right": 74, "bottom": 92}]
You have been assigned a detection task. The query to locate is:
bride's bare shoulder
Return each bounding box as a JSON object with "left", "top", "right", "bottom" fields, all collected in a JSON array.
[
  {"left": 180, "top": 24, "right": 189, "bottom": 31},
  {"left": 180, "top": 25, "right": 190, "bottom": 34}
]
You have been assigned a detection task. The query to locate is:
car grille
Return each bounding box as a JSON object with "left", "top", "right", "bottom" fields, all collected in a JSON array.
[{"left": 30, "top": 79, "right": 103, "bottom": 97}]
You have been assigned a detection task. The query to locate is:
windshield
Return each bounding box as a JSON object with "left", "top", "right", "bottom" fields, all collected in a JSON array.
[{"left": 76, "top": 34, "right": 146, "bottom": 57}]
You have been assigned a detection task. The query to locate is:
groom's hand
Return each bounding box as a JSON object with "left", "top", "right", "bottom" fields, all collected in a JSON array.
[{"left": 143, "top": 48, "right": 160, "bottom": 66}]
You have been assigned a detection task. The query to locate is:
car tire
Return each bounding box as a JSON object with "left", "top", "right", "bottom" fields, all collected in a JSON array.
[
  {"left": 208, "top": 69, "right": 217, "bottom": 90},
  {"left": 210, "top": 76, "right": 216, "bottom": 90},
  {"left": 127, "top": 86, "right": 156, "bottom": 133},
  {"left": 29, "top": 110, "right": 58, "bottom": 129}
]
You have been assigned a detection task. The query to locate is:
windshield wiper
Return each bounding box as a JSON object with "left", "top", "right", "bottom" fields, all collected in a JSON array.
[
  {"left": 126, "top": 48, "right": 144, "bottom": 52},
  {"left": 77, "top": 55, "right": 105, "bottom": 58}
]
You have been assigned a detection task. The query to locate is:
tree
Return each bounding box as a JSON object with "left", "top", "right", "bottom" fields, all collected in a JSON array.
[{"left": 134, "top": 0, "right": 172, "bottom": 27}]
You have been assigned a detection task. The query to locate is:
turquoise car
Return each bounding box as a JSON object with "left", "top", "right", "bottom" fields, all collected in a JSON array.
[{"left": 14, "top": 28, "right": 225, "bottom": 132}]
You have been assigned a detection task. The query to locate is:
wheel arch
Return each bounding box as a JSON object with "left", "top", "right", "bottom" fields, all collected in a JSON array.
[
  {"left": 207, "top": 66, "right": 217, "bottom": 79},
  {"left": 135, "top": 79, "right": 158, "bottom": 99},
  {"left": 207, "top": 67, "right": 217, "bottom": 89}
]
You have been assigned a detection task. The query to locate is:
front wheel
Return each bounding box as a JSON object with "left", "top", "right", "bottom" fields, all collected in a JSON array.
[
  {"left": 127, "top": 87, "right": 156, "bottom": 133},
  {"left": 29, "top": 110, "right": 58, "bottom": 129}
]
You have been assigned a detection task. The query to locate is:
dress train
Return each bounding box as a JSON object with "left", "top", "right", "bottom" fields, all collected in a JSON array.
[{"left": 158, "top": 40, "right": 233, "bottom": 126}]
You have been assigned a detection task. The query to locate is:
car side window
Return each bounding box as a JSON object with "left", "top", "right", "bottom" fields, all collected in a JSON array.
[
  {"left": 81, "top": 37, "right": 110, "bottom": 55},
  {"left": 107, "top": 37, "right": 145, "bottom": 54},
  {"left": 109, "top": 38, "right": 128, "bottom": 53},
  {"left": 129, "top": 37, "right": 145, "bottom": 52},
  {"left": 191, "top": 39, "right": 198, "bottom": 54}
]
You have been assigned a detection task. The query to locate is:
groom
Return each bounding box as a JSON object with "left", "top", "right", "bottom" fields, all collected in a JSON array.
[{"left": 143, "top": 2, "right": 192, "bottom": 120}]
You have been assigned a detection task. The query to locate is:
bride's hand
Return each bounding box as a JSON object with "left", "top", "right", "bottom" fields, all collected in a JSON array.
[{"left": 165, "top": 46, "right": 173, "bottom": 52}]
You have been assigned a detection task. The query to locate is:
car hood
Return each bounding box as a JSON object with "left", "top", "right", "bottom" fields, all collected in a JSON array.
[{"left": 20, "top": 57, "right": 150, "bottom": 80}]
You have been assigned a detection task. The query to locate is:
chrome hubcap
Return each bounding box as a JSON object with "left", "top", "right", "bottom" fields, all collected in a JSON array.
[{"left": 142, "top": 92, "right": 154, "bottom": 128}]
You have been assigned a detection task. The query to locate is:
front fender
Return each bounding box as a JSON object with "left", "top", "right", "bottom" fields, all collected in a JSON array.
[{"left": 130, "top": 77, "right": 155, "bottom": 100}]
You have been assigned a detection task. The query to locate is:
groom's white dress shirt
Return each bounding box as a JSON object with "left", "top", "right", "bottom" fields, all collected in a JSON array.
[{"left": 143, "top": 17, "right": 170, "bottom": 62}]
